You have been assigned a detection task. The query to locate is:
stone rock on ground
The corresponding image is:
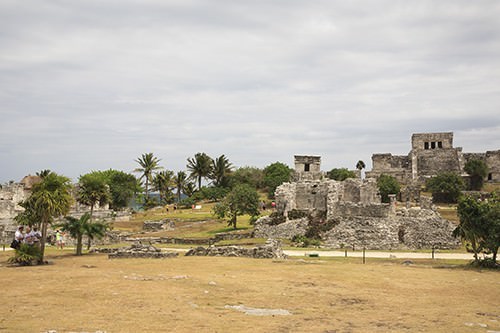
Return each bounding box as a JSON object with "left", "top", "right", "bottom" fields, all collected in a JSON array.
[
  {"left": 108, "top": 242, "right": 178, "bottom": 259},
  {"left": 185, "top": 239, "right": 287, "bottom": 259}
]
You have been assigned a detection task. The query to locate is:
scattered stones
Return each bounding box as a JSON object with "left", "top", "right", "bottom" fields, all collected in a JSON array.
[
  {"left": 108, "top": 242, "right": 179, "bottom": 259},
  {"left": 81, "top": 265, "right": 96, "bottom": 268},
  {"left": 171, "top": 275, "right": 189, "bottom": 280},
  {"left": 225, "top": 305, "right": 291, "bottom": 316},
  {"left": 208, "top": 281, "right": 217, "bottom": 286},
  {"left": 402, "top": 260, "right": 414, "bottom": 265},
  {"left": 185, "top": 239, "right": 287, "bottom": 259}
]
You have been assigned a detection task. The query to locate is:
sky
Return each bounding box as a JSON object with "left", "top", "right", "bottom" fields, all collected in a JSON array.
[{"left": 1, "top": 0, "right": 499, "bottom": 183}]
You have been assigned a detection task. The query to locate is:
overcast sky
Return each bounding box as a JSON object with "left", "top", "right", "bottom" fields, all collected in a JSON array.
[{"left": 1, "top": 1, "right": 499, "bottom": 183}]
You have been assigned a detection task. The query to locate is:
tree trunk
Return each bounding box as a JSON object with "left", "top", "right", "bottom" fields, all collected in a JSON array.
[
  {"left": 198, "top": 177, "right": 202, "bottom": 191},
  {"left": 76, "top": 234, "right": 83, "bottom": 256},
  {"left": 87, "top": 237, "right": 92, "bottom": 251},
  {"left": 39, "top": 217, "right": 48, "bottom": 264}
]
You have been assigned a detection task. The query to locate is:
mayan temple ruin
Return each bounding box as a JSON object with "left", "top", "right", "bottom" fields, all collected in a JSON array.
[{"left": 365, "top": 132, "right": 500, "bottom": 185}]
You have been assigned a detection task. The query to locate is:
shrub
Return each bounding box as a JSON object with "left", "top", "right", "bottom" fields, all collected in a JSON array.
[
  {"left": 8, "top": 244, "right": 41, "bottom": 266},
  {"left": 426, "top": 172, "right": 465, "bottom": 203},
  {"left": 287, "top": 209, "right": 308, "bottom": 220},
  {"left": 327, "top": 168, "right": 356, "bottom": 181},
  {"left": 377, "top": 174, "right": 401, "bottom": 203},
  {"left": 267, "top": 212, "right": 286, "bottom": 225}
]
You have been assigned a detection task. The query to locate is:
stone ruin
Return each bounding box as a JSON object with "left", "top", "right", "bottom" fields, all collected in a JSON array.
[
  {"left": 185, "top": 239, "right": 288, "bottom": 259},
  {"left": 107, "top": 242, "right": 179, "bottom": 259},
  {"left": 254, "top": 155, "right": 460, "bottom": 250},
  {"left": 143, "top": 219, "right": 176, "bottom": 231},
  {"left": 365, "top": 132, "right": 500, "bottom": 185}
]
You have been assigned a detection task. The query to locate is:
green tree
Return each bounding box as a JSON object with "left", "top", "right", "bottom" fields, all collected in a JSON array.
[
  {"left": 229, "top": 166, "right": 264, "bottom": 189},
  {"left": 454, "top": 194, "right": 499, "bottom": 264},
  {"left": 101, "top": 169, "right": 139, "bottom": 210},
  {"left": 210, "top": 155, "right": 233, "bottom": 188},
  {"left": 134, "top": 153, "right": 162, "bottom": 203},
  {"left": 83, "top": 218, "right": 109, "bottom": 251},
  {"left": 426, "top": 172, "right": 465, "bottom": 203},
  {"left": 57, "top": 213, "right": 90, "bottom": 256},
  {"left": 187, "top": 152, "right": 213, "bottom": 190},
  {"left": 377, "top": 174, "right": 401, "bottom": 203},
  {"left": 77, "top": 173, "right": 111, "bottom": 221},
  {"left": 152, "top": 170, "right": 175, "bottom": 204},
  {"left": 263, "top": 162, "right": 293, "bottom": 198},
  {"left": 15, "top": 172, "right": 73, "bottom": 262},
  {"left": 327, "top": 168, "right": 356, "bottom": 181},
  {"left": 464, "top": 159, "right": 488, "bottom": 191},
  {"left": 213, "top": 184, "right": 260, "bottom": 229}
]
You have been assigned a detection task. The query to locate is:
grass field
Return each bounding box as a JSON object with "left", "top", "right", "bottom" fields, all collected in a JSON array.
[{"left": 1, "top": 249, "right": 498, "bottom": 333}]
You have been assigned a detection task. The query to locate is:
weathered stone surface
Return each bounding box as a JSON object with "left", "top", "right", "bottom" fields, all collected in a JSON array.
[
  {"left": 185, "top": 239, "right": 287, "bottom": 259},
  {"left": 108, "top": 242, "right": 179, "bottom": 259},
  {"left": 254, "top": 216, "right": 308, "bottom": 239},
  {"left": 143, "top": 219, "right": 175, "bottom": 231}
]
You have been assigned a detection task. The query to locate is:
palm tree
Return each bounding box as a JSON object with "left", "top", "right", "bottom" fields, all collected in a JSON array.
[
  {"left": 153, "top": 170, "right": 175, "bottom": 204},
  {"left": 174, "top": 171, "right": 188, "bottom": 203},
  {"left": 210, "top": 155, "right": 233, "bottom": 187},
  {"left": 134, "top": 153, "right": 162, "bottom": 202},
  {"left": 77, "top": 173, "right": 110, "bottom": 221},
  {"left": 186, "top": 152, "right": 213, "bottom": 190},
  {"left": 57, "top": 213, "right": 90, "bottom": 256},
  {"left": 36, "top": 169, "right": 51, "bottom": 178},
  {"left": 356, "top": 160, "right": 366, "bottom": 171},
  {"left": 83, "top": 219, "right": 109, "bottom": 251},
  {"left": 16, "top": 172, "right": 73, "bottom": 262}
]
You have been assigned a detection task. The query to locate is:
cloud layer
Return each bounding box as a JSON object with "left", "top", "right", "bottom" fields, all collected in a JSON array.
[{"left": 1, "top": 1, "right": 499, "bottom": 182}]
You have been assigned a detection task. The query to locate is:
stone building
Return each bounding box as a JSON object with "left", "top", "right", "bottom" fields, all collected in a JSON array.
[
  {"left": 255, "top": 155, "right": 459, "bottom": 249},
  {"left": 365, "top": 132, "right": 500, "bottom": 185}
]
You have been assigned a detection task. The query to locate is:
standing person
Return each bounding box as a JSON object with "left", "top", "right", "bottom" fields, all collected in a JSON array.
[
  {"left": 24, "top": 226, "right": 34, "bottom": 245},
  {"left": 11, "top": 226, "right": 24, "bottom": 249},
  {"left": 56, "top": 230, "right": 64, "bottom": 250}
]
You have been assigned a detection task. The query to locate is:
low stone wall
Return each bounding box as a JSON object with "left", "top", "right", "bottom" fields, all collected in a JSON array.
[
  {"left": 185, "top": 239, "right": 287, "bottom": 259},
  {"left": 0, "top": 218, "right": 16, "bottom": 244},
  {"left": 126, "top": 231, "right": 254, "bottom": 246},
  {"left": 108, "top": 242, "right": 179, "bottom": 259}
]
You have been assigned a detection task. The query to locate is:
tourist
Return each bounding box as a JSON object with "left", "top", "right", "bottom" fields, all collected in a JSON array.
[
  {"left": 32, "top": 227, "right": 42, "bottom": 243},
  {"left": 24, "top": 226, "right": 34, "bottom": 245},
  {"left": 56, "top": 230, "right": 64, "bottom": 250},
  {"left": 11, "top": 226, "right": 24, "bottom": 249}
]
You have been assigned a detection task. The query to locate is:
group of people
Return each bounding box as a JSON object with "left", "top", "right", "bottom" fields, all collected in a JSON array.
[{"left": 11, "top": 225, "right": 42, "bottom": 249}]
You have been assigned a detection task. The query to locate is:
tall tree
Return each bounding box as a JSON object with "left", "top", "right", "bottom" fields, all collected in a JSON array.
[
  {"left": 77, "top": 173, "right": 110, "bottom": 221},
  {"left": 187, "top": 152, "right": 213, "bottom": 190},
  {"left": 210, "top": 154, "right": 233, "bottom": 187},
  {"left": 83, "top": 219, "right": 109, "bottom": 251},
  {"left": 15, "top": 172, "right": 73, "bottom": 262},
  {"left": 464, "top": 159, "right": 488, "bottom": 191},
  {"left": 101, "top": 169, "right": 140, "bottom": 210},
  {"left": 263, "top": 162, "right": 293, "bottom": 198},
  {"left": 174, "top": 171, "right": 188, "bottom": 203},
  {"left": 153, "top": 170, "right": 175, "bottom": 204},
  {"left": 134, "top": 153, "right": 162, "bottom": 202},
  {"left": 36, "top": 169, "right": 51, "bottom": 178},
  {"left": 213, "top": 184, "right": 260, "bottom": 229},
  {"left": 57, "top": 213, "right": 90, "bottom": 256}
]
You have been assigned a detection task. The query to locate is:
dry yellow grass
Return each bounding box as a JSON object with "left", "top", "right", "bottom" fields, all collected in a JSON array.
[{"left": 1, "top": 250, "right": 499, "bottom": 333}]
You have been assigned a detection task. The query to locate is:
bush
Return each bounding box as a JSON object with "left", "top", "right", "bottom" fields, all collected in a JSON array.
[
  {"left": 287, "top": 209, "right": 308, "bottom": 220},
  {"left": 377, "top": 174, "right": 401, "bottom": 203},
  {"left": 267, "top": 212, "right": 286, "bottom": 225},
  {"left": 8, "top": 244, "right": 41, "bottom": 266},
  {"left": 327, "top": 168, "right": 356, "bottom": 181},
  {"left": 292, "top": 235, "right": 321, "bottom": 247},
  {"left": 426, "top": 172, "right": 465, "bottom": 203},
  {"left": 179, "top": 197, "right": 196, "bottom": 209}
]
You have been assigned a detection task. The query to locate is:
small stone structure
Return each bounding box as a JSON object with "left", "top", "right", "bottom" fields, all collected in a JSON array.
[
  {"left": 366, "top": 132, "right": 500, "bottom": 185},
  {"left": 185, "top": 239, "right": 287, "bottom": 259},
  {"left": 108, "top": 242, "right": 179, "bottom": 259}
]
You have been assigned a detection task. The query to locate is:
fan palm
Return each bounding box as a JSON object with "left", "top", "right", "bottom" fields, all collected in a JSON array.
[
  {"left": 210, "top": 154, "right": 233, "bottom": 187},
  {"left": 186, "top": 152, "right": 213, "bottom": 190},
  {"left": 134, "top": 153, "right": 162, "bottom": 201}
]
